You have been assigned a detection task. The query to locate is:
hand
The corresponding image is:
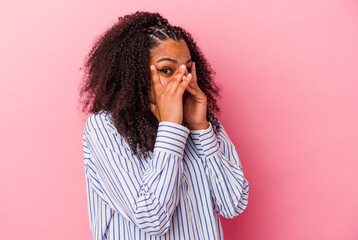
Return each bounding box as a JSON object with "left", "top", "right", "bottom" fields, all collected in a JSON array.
[
  {"left": 183, "top": 62, "right": 210, "bottom": 130},
  {"left": 150, "top": 65, "right": 191, "bottom": 124}
]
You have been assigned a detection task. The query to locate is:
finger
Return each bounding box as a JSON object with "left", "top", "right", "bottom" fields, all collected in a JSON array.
[
  {"left": 187, "top": 73, "right": 196, "bottom": 88},
  {"left": 190, "top": 62, "right": 198, "bottom": 83},
  {"left": 187, "top": 73, "right": 198, "bottom": 91},
  {"left": 185, "top": 83, "right": 199, "bottom": 96},
  {"left": 185, "top": 73, "right": 205, "bottom": 97},
  {"left": 177, "top": 73, "right": 193, "bottom": 95},
  {"left": 167, "top": 64, "right": 187, "bottom": 94},
  {"left": 150, "top": 65, "right": 164, "bottom": 94}
]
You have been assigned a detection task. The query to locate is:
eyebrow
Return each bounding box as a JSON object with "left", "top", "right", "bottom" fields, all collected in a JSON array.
[{"left": 156, "top": 58, "right": 192, "bottom": 64}]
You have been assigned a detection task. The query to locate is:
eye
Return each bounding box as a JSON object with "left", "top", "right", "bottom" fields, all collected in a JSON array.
[{"left": 159, "top": 68, "right": 173, "bottom": 75}]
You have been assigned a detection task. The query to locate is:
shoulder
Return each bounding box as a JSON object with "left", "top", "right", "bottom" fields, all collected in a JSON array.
[
  {"left": 83, "top": 111, "right": 133, "bottom": 152},
  {"left": 84, "top": 110, "right": 116, "bottom": 134}
]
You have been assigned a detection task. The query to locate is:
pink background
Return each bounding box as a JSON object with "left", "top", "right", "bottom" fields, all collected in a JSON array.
[{"left": 1, "top": 0, "right": 357, "bottom": 239}]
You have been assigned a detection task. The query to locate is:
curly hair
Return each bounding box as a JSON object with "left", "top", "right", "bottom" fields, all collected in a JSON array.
[{"left": 79, "top": 11, "right": 221, "bottom": 155}]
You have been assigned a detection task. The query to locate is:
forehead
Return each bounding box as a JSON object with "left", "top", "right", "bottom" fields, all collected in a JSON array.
[{"left": 150, "top": 39, "right": 191, "bottom": 61}]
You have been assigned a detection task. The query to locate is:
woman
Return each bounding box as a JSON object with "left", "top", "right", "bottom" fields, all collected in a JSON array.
[{"left": 80, "top": 11, "right": 249, "bottom": 240}]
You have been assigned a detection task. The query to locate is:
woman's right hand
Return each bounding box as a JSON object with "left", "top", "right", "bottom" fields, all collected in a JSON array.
[{"left": 150, "top": 64, "right": 192, "bottom": 125}]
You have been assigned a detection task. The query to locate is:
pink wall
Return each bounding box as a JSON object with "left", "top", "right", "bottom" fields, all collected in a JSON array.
[{"left": 1, "top": 0, "right": 357, "bottom": 239}]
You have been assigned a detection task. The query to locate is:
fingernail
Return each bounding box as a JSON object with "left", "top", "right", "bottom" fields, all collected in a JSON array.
[
  {"left": 150, "top": 65, "right": 155, "bottom": 70},
  {"left": 187, "top": 73, "right": 192, "bottom": 78},
  {"left": 180, "top": 65, "right": 185, "bottom": 70}
]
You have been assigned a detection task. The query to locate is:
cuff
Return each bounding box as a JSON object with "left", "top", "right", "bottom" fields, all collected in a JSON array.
[
  {"left": 154, "top": 121, "right": 190, "bottom": 157},
  {"left": 190, "top": 122, "right": 220, "bottom": 157}
]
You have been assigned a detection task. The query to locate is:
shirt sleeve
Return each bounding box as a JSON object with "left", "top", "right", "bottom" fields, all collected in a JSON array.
[
  {"left": 189, "top": 121, "right": 249, "bottom": 219},
  {"left": 83, "top": 114, "right": 189, "bottom": 236}
]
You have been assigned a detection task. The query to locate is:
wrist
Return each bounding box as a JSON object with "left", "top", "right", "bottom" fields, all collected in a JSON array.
[{"left": 187, "top": 121, "right": 210, "bottom": 130}]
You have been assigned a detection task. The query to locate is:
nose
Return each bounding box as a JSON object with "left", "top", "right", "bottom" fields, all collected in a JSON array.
[{"left": 183, "top": 66, "right": 188, "bottom": 75}]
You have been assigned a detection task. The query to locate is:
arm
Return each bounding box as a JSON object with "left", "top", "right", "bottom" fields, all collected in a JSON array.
[
  {"left": 189, "top": 121, "right": 249, "bottom": 218},
  {"left": 84, "top": 114, "right": 189, "bottom": 236}
]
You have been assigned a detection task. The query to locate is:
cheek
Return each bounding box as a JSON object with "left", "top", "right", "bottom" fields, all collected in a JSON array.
[
  {"left": 159, "top": 76, "right": 171, "bottom": 88},
  {"left": 148, "top": 77, "right": 171, "bottom": 103}
]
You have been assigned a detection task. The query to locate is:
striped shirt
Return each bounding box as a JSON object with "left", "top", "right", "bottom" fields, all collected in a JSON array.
[{"left": 83, "top": 110, "right": 249, "bottom": 240}]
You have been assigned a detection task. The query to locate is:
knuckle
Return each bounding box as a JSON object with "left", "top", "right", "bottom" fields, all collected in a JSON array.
[{"left": 158, "top": 93, "right": 165, "bottom": 99}]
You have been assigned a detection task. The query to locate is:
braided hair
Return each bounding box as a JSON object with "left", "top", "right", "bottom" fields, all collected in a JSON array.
[{"left": 80, "top": 11, "right": 221, "bottom": 156}]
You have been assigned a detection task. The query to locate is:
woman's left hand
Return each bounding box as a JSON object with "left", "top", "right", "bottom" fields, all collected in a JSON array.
[{"left": 183, "top": 62, "right": 210, "bottom": 130}]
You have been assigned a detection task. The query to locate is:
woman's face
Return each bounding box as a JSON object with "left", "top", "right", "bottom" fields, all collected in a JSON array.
[{"left": 148, "top": 39, "right": 192, "bottom": 104}]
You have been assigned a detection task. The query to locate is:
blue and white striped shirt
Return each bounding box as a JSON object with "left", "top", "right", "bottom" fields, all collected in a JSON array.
[{"left": 83, "top": 111, "right": 249, "bottom": 240}]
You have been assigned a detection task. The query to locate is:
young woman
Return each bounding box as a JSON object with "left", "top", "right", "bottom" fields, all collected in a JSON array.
[{"left": 80, "top": 11, "right": 249, "bottom": 240}]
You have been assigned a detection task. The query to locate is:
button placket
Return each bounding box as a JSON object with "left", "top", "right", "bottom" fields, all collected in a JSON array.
[
  {"left": 182, "top": 169, "right": 189, "bottom": 191},
  {"left": 182, "top": 178, "right": 188, "bottom": 187}
]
